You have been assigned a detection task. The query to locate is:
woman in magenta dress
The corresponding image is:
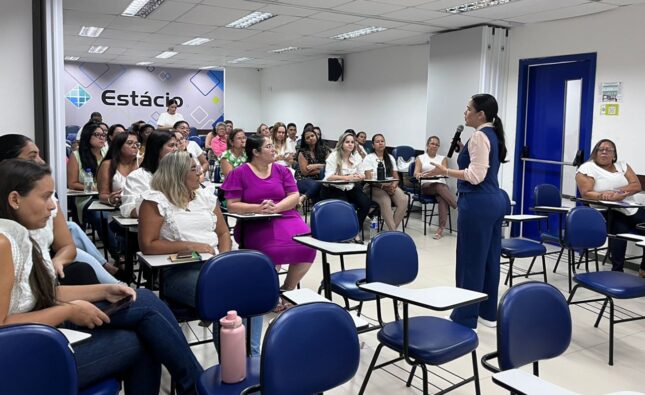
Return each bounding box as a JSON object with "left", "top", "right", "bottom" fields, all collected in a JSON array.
[{"left": 222, "top": 134, "right": 315, "bottom": 292}]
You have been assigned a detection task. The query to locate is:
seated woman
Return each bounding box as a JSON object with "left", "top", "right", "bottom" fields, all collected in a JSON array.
[
  {"left": 107, "top": 124, "right": 125, "bottom": 146},
  {"left": 174, "top": 121, "right": 208, "bottom": 174},
  {"left": 209, "top": 122, "right": 228, "bottom": 159},
  {"left": 576, "top": 138, "right": 645, "bottom": 275},
  {"left": 320, "top": 131, "right": 371, "bottom": 243},
  {"left": 414, "top": 135, "right": 457, "bottom": 239},
  {"left": 363, "top": 134, "right": 408, "bottom": 231},
  {"left": 220, "top": 128, "right": 247, "bottom": 181},
  {"left": 137, "top": 123, "right": 154, "bottom": 157},
  {"left": 222, "top": 135, "right": 315, "bottom": 294},
  {"left": 356, "top": 131, "right": 369, "bottom": 158},
  {"left": 0, "top": 159, "right": 202, "bottom": 394},
  {"left": 120, "top": 131, "right": 177, "bottom": 218},
  {"left": 295, "top": 125, "right": 329, "bottom": 205},
  {"left": 256, "top": 123, "right": 270, "bottom": 138},
  {"left": 97, "top": 132, "right": 141, "bottom": 274},
  {"left": 272, "top": 122, "right": 295, "bottom": 168},
  {"left": 138, "top": 151, "right": 231, "bottom": 308}
]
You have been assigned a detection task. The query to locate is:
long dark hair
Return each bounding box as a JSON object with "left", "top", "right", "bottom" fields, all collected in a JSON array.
[
  {"left": 372, "top": 134, "right": 393, "bottom": 177},
  {"left": 78, "top": 122, "right": 103, "bottom": 175},
  {"left": 107, "top": 123, "right": 125, "bottom": 145},
  {"left": 141, "top": 131, "right": 174, "bottom": 174},
  {"left": 245, "top": 134, "right": 266, "bottom": 160},
  {"left": 471, "top": 93, "right": 507, "bottom": 163},
  {"left": 0, "top": 134, "right": 31, "bottom": 161},
  {"left": 101, "top": 132, "right": 139, "bottom": 190},
  {"left": 0, "top": 159, "right": 56, "bottom": 310},
  {"left": 299, "top": 126, "right": 328, "bottom": 163}
]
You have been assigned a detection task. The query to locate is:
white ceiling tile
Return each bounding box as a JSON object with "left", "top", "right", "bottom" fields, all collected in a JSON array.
[
  {"left": 372, "top": 0, "right": 435, "bottom": 5},
  {"left": 157, "top": 22, "right": 215, "bottom": 37},
  {"left": 246, "top": 15, "right": 302, "bottom": 31},
  {"left": 351, "top": 28, "right": 427, "bottom": 43},
  {"left": 270, "top": 18, "right": 347, "bottom": 35},
  {"left": 92, "top": 38, "right": 141, "bottom": 48},
  {"left": 63, "top": 10, "right": 116, "bottom": 27},
  {"left": 208, "top": 27, "right": 263, "bottom": 40},
  {"left": 467, "top": 0, "right": 586, "bottom": 19},
  {"left": 99, "top": 28, "right": 152, "bottom": 40},
  {"left": 353, "top": 17, "right": 407, "bottom": 29},
  {"left": 258, "top": 4, "right": 319, "bottom": 17},
  {"left": 63, "top": 0, "right": 132, "bottom": 14},
  {"left": 176, "top": 5, "right": 249, "bottom": 26},
  {"left": 601, "top": 0, "right": 645, "bottom": 4},
  {"left": 309, "top": 11, "right": 365, "bottom": 23},
  {"left": 508, "top": 2, "right": 618, "bottom": 23},
  {"left": 416, "top": 0, "right": 472, "bottom": 11},
  {"left": 200, "top": 0, "right": 265, "bottom": 10},
  {"left": 332, "top": 0, "right": 406, "bottom": 16},
  {"left": 313, "top": 23, "right": 367, "bottom": 38},
  {"left": 380, "top": 7, "right": 447, "bottom": 22},
  {"left": 146, "top": 1, "right": 196, "bottom": 21},
  {"left": 107, "top": 16, "right": 170, "bottom": 32},
  {"left": 217, "top": 40, "right": 270, "bottom": 51},
  {"left": 388, "top": 33, "right": 432, "bottom": 45},
  {"left": 397, "top": 23, "right": 446, "bottom": 33},
  {"left": 243, "top": 31, "right": 301, "bottom": 44},
  {"left": 428, "top": 14, "right": 491, "bottom": 28},
  {"left": 275, "top": 0, "right": 354, "bottom": 7}
]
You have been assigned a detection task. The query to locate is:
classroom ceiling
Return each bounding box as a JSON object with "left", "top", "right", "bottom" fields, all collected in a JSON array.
[{"left": 63, "top": 0, "right": 644, "bottom": 69}]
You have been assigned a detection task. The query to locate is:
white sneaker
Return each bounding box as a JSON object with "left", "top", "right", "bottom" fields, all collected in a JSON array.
[{"left": 478, "top": 317, "right": 497, "bottom": 328}]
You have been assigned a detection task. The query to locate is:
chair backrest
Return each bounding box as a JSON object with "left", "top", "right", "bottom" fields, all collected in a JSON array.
[
  {"left": 0, "top": 324, "right": 78, "bottom": 394},
  {"left": 65, "top": 125, "right": 80, "bottom": 137},
  {"left": 497, "top": 282, "right": 572, "bottom": 371},
  {"left": 189, "top": 126, "right": 198, "bottom": 137},
  {"left": 534, "top": 184, "right": 561, "bottom": 207},
  {"left": 195, "top": 250, "right": 280, "bottom": 320},
  {"left": 392, "top": 145, "right": 416, "bottom": 162},
  {"left": 564, "top": 206, "right": 607, "bottom": 250},
  {"left": 366, "top": 231, "right": 418, "bottom": 285},
  {"left": 260, "top": 303, "right": 360, "bottom": 395},
  {"left": 189, "top": 135, "right": 203, "bottom": 147},
  {"left": 310, "top": 199, "right": 360, "bottom": 242},
  {"left": 363, "top": 140, "right": 373, "bottom": 153}
]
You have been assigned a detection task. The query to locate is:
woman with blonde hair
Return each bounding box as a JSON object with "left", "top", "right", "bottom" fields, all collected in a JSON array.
[{"left": 272, "top": 122, "right": 294, "bottom": 167}]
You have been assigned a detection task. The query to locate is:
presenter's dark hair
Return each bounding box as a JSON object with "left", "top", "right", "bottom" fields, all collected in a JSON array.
[
  {"left": 470, "top": 94, "right": 507, "bottom": 163},
  {"left": 0, "top": 134, "right": 31, "bottom": 161},
  {"left": 590, "top": 139, "right": 618, "bottom": 164},
  {"left": 141, "top": 131, "right": 174, "bottom": 174},
  {"left": 78, "top": 122, "right": 103, "bottom": 175},
  {"left": 166, "top": 98, "right": 178, "bottom": 107},
  {"left": 246, "top": 134, "right": 267, "bottom": 160},
  {"left": 0, "top": 159, "right": 56, "bottom": 309}
]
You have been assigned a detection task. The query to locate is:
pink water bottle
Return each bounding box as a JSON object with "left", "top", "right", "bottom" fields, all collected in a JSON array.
[{"left": 219, "top": 310, "right": 246, "bottom": 383}]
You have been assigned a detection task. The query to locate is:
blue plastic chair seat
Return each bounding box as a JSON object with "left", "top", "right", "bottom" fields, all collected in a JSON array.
[
  {"left": 378, "top": 317, "right": 478, "bottom": 365},
  {"left": 416, "top": 194, "right": 438, "bottom": 205},
  {"left": 501, "top": 239, "right": 547, "bottom": 258},
  {"left": 79, "top": 379, "right": 121, "bottom": 395},
  {"left": 540, "top": 232, "right": 561, "bottom": 245},
  {"left": 574, "top": 272, "right": 645, "bottom": 299},
  {"left": 328, "top": 269, "right": 376, "bottom": 301},
  {"left": 197, "top": 357, "right": 260, "bottom": 395}
]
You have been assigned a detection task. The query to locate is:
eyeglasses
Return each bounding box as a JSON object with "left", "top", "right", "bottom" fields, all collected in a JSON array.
[
  {"left": 598, "top": 148, "right": 615, "bottom": 153},
  {"left": 176, "top": 137, "right": 186, "bottom": 142},
  {"left": 125, "top": 141, "right": 142, "bottom": 148},
  {"left": 92, "top": 132, "right": 107, "bottom": 139},
  {"left": 263, "top": 144, "right": 274, "bottom": 150}
]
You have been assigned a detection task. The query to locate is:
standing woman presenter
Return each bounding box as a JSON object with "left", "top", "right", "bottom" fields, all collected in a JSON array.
[{"left": 430, "top": 94, "right": 509, "bottom": 329}]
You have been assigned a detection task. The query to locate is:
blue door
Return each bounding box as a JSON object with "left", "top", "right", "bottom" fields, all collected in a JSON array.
[{"left": 512, "top": 53, "right": 596, "bottom": 240}]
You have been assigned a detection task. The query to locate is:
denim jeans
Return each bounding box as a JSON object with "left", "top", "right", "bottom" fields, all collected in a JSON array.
[
  {"left": 297, "top": 178, "right": 322, "bottom": 202},
  {"left": 68, "top": 221, "right": 106, "bottom": 265},
  {"left": 164, "top": 264, "right": 264, "bottom": 356},
  {"left": 62, "top": 289, "right": 203, "bottom": 394},
  {"left": 75, "top": 248, "right": 119, "bottom": 284}
]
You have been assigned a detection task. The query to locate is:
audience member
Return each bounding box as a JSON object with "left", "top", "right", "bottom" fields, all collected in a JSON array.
[
  {"left": 209, "top": 122, "right": 228, "bottom": 158},
  {"left": 107, "top": 124, "right": 125, "bottom": 146},
  {"left": 256, "top": 123, "right": 270, "bottom": 137},
  {"left": 272, "top": 122, "right": 294, "bottom": 167},
  {"left": 174, "top": 121, "right": 208, "bottom": 173},
  {"left": 220, "top": 128, "right": 247, "bottom": 182},
  {"left": 156, "top": 99, "right": 184, "bottom": 130},
  {"left": 287, "top": 122, "right": 298, "bottom": 152},
  {"left": 356, "top": 131, "right": 368, "bottom": 158},
  {"left": 137, "top": 123, "right": 154, "bottom": 156},
  {"left": 295, "top": 125, "right": 329, "bottom": 205}
]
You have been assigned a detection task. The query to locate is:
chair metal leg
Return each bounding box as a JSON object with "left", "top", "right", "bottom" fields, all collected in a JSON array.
[
  {"left": 472, "top": 351, "right": 482, "bottom": 395},
  {"left": 568, "top": 249, "right": 573, "bottom": 293},
  {"left": 406, "top": 365, "right": 417, "bottom": 387},
  {"left": 609, "top": 297, "right": 615, "bottom": 366},
  {"left": 423, "top": 203, "right": 428, "bottom": 236},
  {"left": 340, "top": 255, "right": 346, "bottom": 271},
  {"left": 358, "top": 343, "right": 384, "bottom": 395},
  {"left": 420, "top": 363, "right": 429, "bottom": 395},
  {"left": 541, "top": 255, "right": 548, "bottom": 283},
  {"left": 552, "top": 247, "right": 564, "bottom": 273},
  {"left": 525, "top": 256, "right": 538, "bottom": 278},
  {"left": 595, "top": 298, "right": 609, "bottom": 328}
]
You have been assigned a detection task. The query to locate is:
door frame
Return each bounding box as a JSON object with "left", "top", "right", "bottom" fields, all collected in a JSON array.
[{"left": 512, "top": 53, "right": 597, "bottom": 221}]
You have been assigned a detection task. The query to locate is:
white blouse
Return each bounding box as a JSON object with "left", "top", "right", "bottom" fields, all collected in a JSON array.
[
  {"left": 1, "top": 219, "right": 55, "bottom": 315},
  {"left": 577, "top": 160, "right": 638, "bottom": 216},
  {"left": 156, "top": 112, "right": 184, "bottom": 128},
  {"left": 120, "top": 168, "right": 153, "bottom": 217},
  {"left": 142, "top": 189, "right": 220, "bottom": 251},
  {"left": 417, "top": 153, "right": 447, "bottom": 185},
  {"left": 324, "top": 151, "right": 368, "bottom": 191}
]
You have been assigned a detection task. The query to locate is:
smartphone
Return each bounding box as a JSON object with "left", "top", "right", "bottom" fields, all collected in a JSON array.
[
  {"left": 176, "top": 250, "right": 195, "bottom": 259},
  {"left": 101, "top": 295, "right": 133, "bottom": 316}
]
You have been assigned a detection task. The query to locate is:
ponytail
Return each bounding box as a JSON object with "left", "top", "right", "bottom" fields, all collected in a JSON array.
[
  {"left": 492, "top": 117, "right": 508, "bottom": 163},
  {"left": 471, "top": 93, "right": 508, "bottom": 163}
]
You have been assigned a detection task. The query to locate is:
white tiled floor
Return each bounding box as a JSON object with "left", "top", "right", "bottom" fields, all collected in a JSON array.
[{"left": 160, "top": 213, "right": 645, "bottom": 394}]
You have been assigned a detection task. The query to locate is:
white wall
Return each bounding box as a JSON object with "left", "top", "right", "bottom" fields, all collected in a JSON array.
[
  {"left": 0, "top": 0, "right": 34, "bottom": 139},
  {"left": 224, "top": 67, "right": 262, "bottom": 133},
  {"left": 260, "top": 44, "right": 429, "bottom": 146},
  {"left": 503, "top": 3, "right": 645, "bottom": 189}
]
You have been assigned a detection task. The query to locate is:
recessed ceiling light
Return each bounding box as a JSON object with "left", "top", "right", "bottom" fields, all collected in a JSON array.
[
  {"left": 445, "top": 0, "right": 513, "bottom": 14},
  {"left": 88, "top": 46, "right": 109, "bottom": 54},
  {"left": 64, "top": 56, "right": 80, "bottom": 61},
  {"left": 270, "top": 46, "right": 299, "bottom": 54},
  {"left": 228, "top": 57, "right": 253, "bottom": 64},
  {"left": 331, "top": 26, "right": 387, "bottom": 40},
  {"left": 136, "top": 61, "right": 153, "bottom": 65},
  {"left": 79, "top": 26, "right": 104, "bottom": 37},
  {"left": 122, "top": 0, "right": 165, "bottom": 18},
  {"left": 155, "top": 51, "right": 177, "bottom": 59},
  {"left": 199, "top": 66, "right": 221, "bottom": 70},
  {"left": 226, "top": 12, "right": 274, "bottom": 29},
  {"left": 181, "top": 37, "right": 211, "bottom": 46}
]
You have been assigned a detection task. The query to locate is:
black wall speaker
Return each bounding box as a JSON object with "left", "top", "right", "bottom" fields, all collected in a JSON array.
[{"left": 328, "top": 58, "right": 343, "bottom": 81}]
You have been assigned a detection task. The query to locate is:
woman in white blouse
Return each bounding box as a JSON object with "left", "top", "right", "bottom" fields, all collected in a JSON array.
[
  {"left": 138, "top": 151, "right": 231, "bottom": 308},
  {"left": 362, "top": 134, "right": 407, "bottom": 231},
  {"left": 321, "top": 131, "right": 371, "bottom": 243},
  {"left": 576, "top": 138, "right": 645, "bottom": 275},
  {"left": 272, "top": 121, "right": 295, "bottom": 168},
  {"left": 414, "top": 136, "right": 457, "bottom": 239},
  {"left": 156, "top": 99, "right": 184, "bottom": 131}
]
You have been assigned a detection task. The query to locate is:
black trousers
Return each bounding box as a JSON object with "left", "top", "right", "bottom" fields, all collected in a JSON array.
[
  {"left": 607, "top": 207, "right": 645, "bottom": 271},
  {"left": 59, "top": 261, "right": 100, "bottom": 285},
  {"left": 320, "top": 185, "right": 371, "bottom": 231}
]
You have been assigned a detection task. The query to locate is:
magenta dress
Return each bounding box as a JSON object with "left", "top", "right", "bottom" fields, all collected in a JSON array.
[{"left": 222, "top": 163, "right": 315, "bottom": 265}]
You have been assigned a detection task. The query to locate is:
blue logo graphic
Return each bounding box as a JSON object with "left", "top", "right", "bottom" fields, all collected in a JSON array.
[{"left": 66, "top": 85, "right": 91, "bottom": 108}]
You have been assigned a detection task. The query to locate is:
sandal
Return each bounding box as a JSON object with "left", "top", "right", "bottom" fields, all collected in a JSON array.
[
  {"left": 432, "top": 229, "right": 444, "bottom": 240},
  {"left": 272, "top": 296, "right": 294, "bottom": 313}
]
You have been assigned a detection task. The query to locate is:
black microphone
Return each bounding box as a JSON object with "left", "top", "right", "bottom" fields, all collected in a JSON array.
[{"left": 447, "top": 125, "right": 464, "bottom": 158}]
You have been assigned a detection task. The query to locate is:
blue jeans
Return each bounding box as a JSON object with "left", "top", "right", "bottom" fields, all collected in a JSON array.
[
  {"left": 297, "top": 178, "right": 322, "bottom": 202},
  {"left": 63, "top": 289, "right": 203, "bottom": 394},
  {"left": 163, "top": 264, "right": 263, "bottom": 356},
  {"left": 68, "top": 222, "right": 118, "bottom": 284},
  {"left": 75, "top": 248, "right": 119, "bottom": 284}
]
